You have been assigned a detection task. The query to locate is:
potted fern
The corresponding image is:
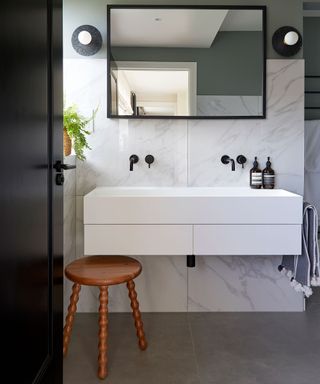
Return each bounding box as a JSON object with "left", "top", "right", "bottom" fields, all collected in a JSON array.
[{"left": 63, "top": 105, "right": 97, "bottom": 161}]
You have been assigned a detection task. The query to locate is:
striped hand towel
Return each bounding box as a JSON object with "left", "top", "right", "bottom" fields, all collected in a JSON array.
[{"left": 278, "top": 202, "right": 320, "bottom": 297}]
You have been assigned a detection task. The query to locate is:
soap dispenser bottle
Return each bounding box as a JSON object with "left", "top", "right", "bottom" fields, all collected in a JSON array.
[
  {"left": 262, "top": 157, "right": 275, "bottom": 189},
  {"left": 250, "top": 157, "right": 262, "bottom": 189}
]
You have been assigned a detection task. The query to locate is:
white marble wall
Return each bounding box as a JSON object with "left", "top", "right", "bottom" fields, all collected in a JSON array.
[{"left": 64, "top": 58, "right": 305, "bottom": 312}]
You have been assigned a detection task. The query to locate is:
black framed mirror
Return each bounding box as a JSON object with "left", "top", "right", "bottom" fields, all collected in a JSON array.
[{"left": 107, "top": 5, "right": 266, "bottom": 119}]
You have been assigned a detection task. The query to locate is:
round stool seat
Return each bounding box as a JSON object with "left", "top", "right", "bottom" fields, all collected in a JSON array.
[{"left": 65, "top": 256, "right": 142, "bottom": 286}]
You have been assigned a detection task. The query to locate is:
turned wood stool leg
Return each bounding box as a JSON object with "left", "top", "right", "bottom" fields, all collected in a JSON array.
[
  {"left": 63, "top": 283, "right": 81, "bottom": 356},
  {"left": 98, "top": 286, "right": 108, "bottom": 379},
  {"left": 127, "top": 280, "right": 148, "bottom": 350}
]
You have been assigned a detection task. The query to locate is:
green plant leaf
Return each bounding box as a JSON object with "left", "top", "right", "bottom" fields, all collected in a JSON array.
[{"left": 63, "top": 104, "right": 98, "bottom": 160}]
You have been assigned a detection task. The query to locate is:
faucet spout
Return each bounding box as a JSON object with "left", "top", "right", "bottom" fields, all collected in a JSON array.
[
  {"left": 230, "top": 158, "right": 235, "bottom": 171},
  {"left": 129, "top": 154, "right": 139, "bottom": 171},
  {"left": 221, "top": 155, "right": 236, "bottom": 171}
]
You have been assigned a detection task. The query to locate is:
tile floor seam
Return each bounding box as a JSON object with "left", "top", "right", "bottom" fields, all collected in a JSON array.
[
  {"left": 187, "top": 314, "right": 202, "bottom": 384},
  {"left": 187, "top": 262, "right": 189, "bottom": 312}
]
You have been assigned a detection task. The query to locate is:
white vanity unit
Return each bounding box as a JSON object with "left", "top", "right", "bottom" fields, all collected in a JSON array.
[{"left": 83, "top": 187, "right": 303, "bottom": 257}]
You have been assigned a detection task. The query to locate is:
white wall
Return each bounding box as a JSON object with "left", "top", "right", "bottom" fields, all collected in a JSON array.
[{"left": 63, "top": 58, "right": 305, "bottom": 312}]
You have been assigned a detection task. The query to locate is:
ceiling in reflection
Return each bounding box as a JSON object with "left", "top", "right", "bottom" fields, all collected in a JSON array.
[{"left": 111, "top": 9, "right": 262, "bottom": 48}]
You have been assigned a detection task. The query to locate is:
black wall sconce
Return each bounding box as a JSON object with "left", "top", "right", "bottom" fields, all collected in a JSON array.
[
  {"left": 71, "top": 25, "right": 102, "bottom": 56},
  {"left": 272, "top": 26, "right": 302, "bottom": 57}
]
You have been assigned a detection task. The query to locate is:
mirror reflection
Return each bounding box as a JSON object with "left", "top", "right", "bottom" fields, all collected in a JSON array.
[{"left": 109, "top": 7, "right": 265, "bottom": 118}]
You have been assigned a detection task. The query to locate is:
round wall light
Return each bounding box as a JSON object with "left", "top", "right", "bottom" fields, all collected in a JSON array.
[
  {"left": 272, "top": 26, "right": 302, "bottom": 57},
  {"left": 71, "top": 25, "right": 102, "bottom": 56}
]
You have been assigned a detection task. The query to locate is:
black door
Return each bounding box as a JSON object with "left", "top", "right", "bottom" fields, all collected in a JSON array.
[{"left": 0, "top": 1, "right": 63, "bottom": 383}]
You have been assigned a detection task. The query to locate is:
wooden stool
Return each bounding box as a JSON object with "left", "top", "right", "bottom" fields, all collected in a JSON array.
[{"left": 63, "top": 256, "right": 147, "bottom": 379}]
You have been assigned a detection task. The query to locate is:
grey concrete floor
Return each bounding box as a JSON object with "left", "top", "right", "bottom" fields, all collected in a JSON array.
[{"left": 64, "top": 302, "right": 320, "bottom": 384}]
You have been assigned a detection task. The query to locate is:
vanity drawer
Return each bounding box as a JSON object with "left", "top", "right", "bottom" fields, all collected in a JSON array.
[
  {"left": 194, "top": 225, "right": 301, "bottom": 255},
  {"left": 84, "top": 225, "right": 193, "bottom": 255}
]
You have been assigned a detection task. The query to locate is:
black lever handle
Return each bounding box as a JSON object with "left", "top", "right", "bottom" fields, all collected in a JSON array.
[
  {"left": 54, "top": 160, "right": 76, "bottom": 172},
  {"left": 145, "top": 154, "right": 155, "bottom": 168},
  {"left": 236, "top": 155, "right": 247, "bottom": 169}
]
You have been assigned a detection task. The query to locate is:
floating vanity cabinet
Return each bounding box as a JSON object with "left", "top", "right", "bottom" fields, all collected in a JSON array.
[
  {"left": 194, "top": 225, "right": 301, "bottom": 255},
  {"left": 84, "top": 187, "right": 303, "bottom": 256},
  {"left": 84, "top": 225, "right": 193, "bottom": 255}
]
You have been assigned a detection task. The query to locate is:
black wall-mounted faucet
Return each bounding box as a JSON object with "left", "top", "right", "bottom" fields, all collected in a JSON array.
[
  {"left": 129, "top": 154, "right": 139, "bottom": 171},
  {"left": 221, "top": 155, "right": 235, "bottom": 171}
]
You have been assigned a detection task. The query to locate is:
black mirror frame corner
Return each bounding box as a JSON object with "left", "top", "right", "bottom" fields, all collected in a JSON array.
[{"left": 106, "top": 4, "right": 267, "bottom": 120}]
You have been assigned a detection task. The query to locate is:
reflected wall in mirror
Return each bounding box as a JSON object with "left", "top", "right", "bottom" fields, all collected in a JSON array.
[{"left": 107, "top": 6, "right": 266, "bottom": 119}]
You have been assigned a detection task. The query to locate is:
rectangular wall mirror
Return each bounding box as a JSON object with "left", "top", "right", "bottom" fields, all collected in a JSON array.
[{"left": 107, "top": 5, "right": 266, "bottom": 119}]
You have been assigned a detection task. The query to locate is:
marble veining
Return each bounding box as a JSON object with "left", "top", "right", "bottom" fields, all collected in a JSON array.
[
  {"left": 75, "top": 118, "right": 188, "bottom": 195},
  {"left": 63, "top": 59, "right": 305, "bottom": 312},
  {"left": 197, "top": 95, "right": 263, "bottom": 116},
  {"left": 188, "top": 256, "right": 304, "bottom": 312},
  {"left": 188, "top": 60, "right": 304, "bottom": 194}
]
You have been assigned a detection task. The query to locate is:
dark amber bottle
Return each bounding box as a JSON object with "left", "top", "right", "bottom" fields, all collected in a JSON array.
[
  {"left": 262, "top": 157, "right": 275, "bottom": 189},
  {"left": 250, "top": 157, "right": 262, "bottom": 189}
]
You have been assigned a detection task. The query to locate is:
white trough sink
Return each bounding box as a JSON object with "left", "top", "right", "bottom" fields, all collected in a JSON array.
[{"left": 84, "top": 187, "right": 302, "bottom": 225}]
